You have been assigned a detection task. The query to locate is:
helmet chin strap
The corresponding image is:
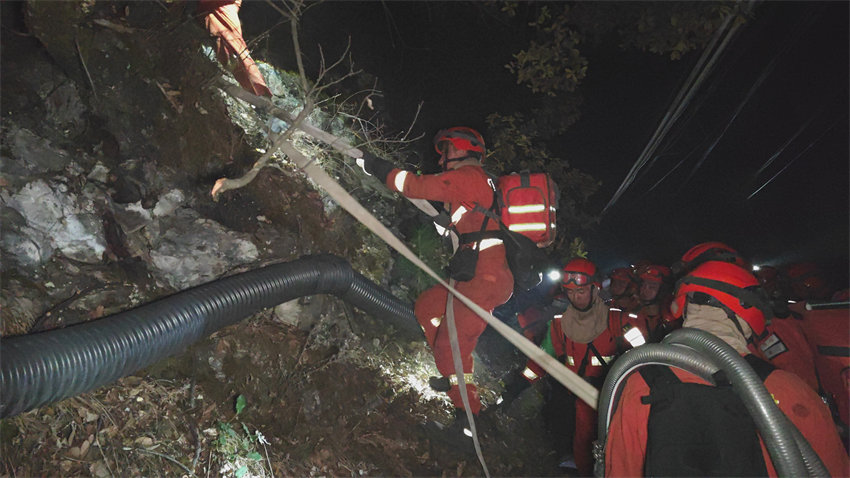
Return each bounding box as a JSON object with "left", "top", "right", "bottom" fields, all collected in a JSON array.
[{"left": 441, "top": 154, "right": 476, "bottom": 171}]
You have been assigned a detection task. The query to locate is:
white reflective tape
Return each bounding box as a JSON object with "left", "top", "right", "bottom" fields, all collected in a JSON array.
[
  {"left": 507, "top": 204, "right": 545, "bottom": 214},
  {"left": 624, "top": 327, "right": 646, "bottom": 347},
  {"left": 451, "top": 205, "right": 468, "bottom": 224},
  {"left": 393, "top": 170, "right": 409, "bottom": 192},
  {"left": 553, "top": 314, "right": 563, "bottom": 319},
  {"left": 522, "top": 367, "right": 538, "bottom": 380},
  {"left": 479, "top": 238, "right": 503, "bottom": 250},
  {"left": 430, "top": 316, "right": 442, "bottom": 328},
  {"left": 434, "top": 223, "right": 448, "bottom": 236},
  {"left": 508, "top": 223, "right": 547, "bottom": 232},
  {"left": 448, "top": 373, "right": 475, "bottom": 386},
  {"left": 567, "top": 356, "right": 575, "bottom": 366},
  {"left": 628, "top": 313, "right": 638, "bottom": 319},
  {"left": 591, "top": 355, "right": 615, "bottom": 367},
  {"left": 610, "top": 308, "right": 622, "bottom": 312}
]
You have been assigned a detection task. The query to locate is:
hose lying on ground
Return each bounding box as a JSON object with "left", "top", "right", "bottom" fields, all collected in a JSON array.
[{"left": 1, "top": 254, "right": 419, "bottom": 419}]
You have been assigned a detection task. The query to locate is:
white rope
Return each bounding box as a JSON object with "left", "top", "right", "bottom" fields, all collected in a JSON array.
[
  {"left": 445, "top": 281, "right": 490, "bottom": 477},
  {"left": 216, "top": 78, "right": 598, "bottom": 406},
  {"left": 275, "top": 140, "right": 599, "bottom": 406}
]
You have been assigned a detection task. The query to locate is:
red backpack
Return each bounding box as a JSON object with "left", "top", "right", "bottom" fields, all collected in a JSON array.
[{"left": 496, "top": 172, "right": 559, "bottom": 247}]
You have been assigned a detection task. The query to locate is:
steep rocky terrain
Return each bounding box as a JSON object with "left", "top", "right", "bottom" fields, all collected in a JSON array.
[{"left": 0, "top": 2, "right": 568, "bottom": 476}]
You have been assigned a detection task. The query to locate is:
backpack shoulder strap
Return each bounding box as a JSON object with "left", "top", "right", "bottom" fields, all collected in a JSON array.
[{"left": 744, "top": 354, "right": 776, "bottom": 381}]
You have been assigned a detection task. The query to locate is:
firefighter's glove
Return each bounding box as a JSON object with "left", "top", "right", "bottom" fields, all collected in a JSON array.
[
  {"left": 356, "top": 152, "right": 394, "bottom": 184},
  {"left": 499, "top": 369, "right": 531, "bottom": 406}
]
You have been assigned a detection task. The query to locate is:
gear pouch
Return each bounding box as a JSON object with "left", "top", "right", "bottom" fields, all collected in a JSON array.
[{"left": 448, "top": 246, "right": 479, "bottom": 282}]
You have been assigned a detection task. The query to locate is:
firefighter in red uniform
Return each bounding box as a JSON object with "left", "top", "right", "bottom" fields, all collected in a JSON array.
[
  {"left": 782, "top": 262, "right": 834, "bottom": 303},
  {"left": 358, "top": 127, "right": 513, "bottom": 421},
  {"left": 199, "top": 0, "right": 273, "bottom": 97},
  {"left": 780, "top": 262, "right": 850, "bottom": 446},
  {"left": 604, "top": 261, "right": 849, "bottom": 477},
  {"left": 520, "top": 258, "right": 646, "bottom": 476},
  {"left": 634, "top": 264, "right": 675, "bottom": 342},
  {"left": 605, "top": 267, "right": 640, "bottom": 312},
  {"left": 674, "top": 243, "right": 820, "bottom": 391},
  {"left": 801, "top": 300, "right": 850, "bottom": 449},
  {"left": 671, "top": 240, "right": 749, "bottom": 278}
]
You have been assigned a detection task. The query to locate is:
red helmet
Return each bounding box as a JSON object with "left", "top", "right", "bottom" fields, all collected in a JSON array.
[
  {"left": 672, "top": 261, "right": 772, "bottom": 335},
  {"left": 433, "top": 127, "right": 485, "bottom": 156},
  {"left": 783, "top": 262, "right": 830, "bottom": 300},
  {"left": 674, "top": 241, "right": 749, "bottom": 275},
  {"left": 562, "top": 258, "right": 596, "bottom": 290},
  {"left": 609, "top": 267, "right": 637, "bottom": 283},
  {"left": 637, "top": 264, "right": 671, "bottom": 283}
]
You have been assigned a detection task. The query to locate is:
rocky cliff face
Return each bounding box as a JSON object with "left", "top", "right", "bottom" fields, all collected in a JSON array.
[{"left": 0, "top": 2, "right": 559, "bottom": 476}]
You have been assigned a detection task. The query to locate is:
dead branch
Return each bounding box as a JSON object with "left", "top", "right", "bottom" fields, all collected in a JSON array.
[
  {"left": 92, "top": 18, "right": 138, "bottom": 34},
  {"left": 74, "top": 36, "right": 97, "bottom": 101}
]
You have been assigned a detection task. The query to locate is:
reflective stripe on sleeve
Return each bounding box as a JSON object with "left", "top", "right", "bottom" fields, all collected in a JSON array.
[
  {"left": 430, "top": 316, "right": 442, "bottom": 328},
  {"left": 393, "top": 170, "right": 409, "bottom": 192},
  {"left": 522, "top": 367, "right": 538, "bottom": 381},
  {"left": 451, "top": 205, "right": 468, "bottom": 224}
]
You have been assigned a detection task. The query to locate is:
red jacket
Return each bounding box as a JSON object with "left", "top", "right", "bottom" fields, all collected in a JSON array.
[
  {"left": 604, "top": 363, "right": 849, "bottom": 477},
  {"left": 386, "top": 164, "right": 500, "bottom": 237}
]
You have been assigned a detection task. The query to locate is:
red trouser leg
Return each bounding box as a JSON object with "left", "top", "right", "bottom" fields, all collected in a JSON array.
[
  {"left": 414, "top": 246, "right": 513, "bottom": 414},
  {"left": 573, "top": 398, "right": 598, "bottom": 477},
  {"left": 204, "top": 2, "right": 272, "bottom": 97}
]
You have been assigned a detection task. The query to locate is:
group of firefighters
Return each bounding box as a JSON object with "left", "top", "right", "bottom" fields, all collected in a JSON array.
[
  {"left": 199, "top": 11, "right": 848, "bottom": 474},
  {"left": 357, "top": 125, "right": 850, "bottom": 476},
  {"left": 517, "top": 248, "right": 848, "bottom": 476}
]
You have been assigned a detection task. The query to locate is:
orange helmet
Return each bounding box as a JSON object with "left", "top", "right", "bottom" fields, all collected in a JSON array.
[
  {"left": 673, "top": 241, "right": 749, "bottom": 276},
  {"left": 782, "top": 262, "right": 831, "bottom": 300},
  {"left": 637, "top": 264, "right": 672, "bottom": 283},
  {"left": 672, "top": 261, "right": 772, "bottom": 335},
  {"left": 610, "top": 267, "right": 637, "bottom": 283},
  {"left": 562, "top": 258, "right": 596, "bottom": 290},
  {"left": 433, "top": 127, "right": 485, "bottom": 156}
]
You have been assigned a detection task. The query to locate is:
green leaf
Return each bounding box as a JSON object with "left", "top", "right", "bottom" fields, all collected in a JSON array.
[
  {"left": 235, "top": 465, "right": 248, "bottom": 478},
  {"left": 235, "top": 395, "right": 247, "bottom": 415},
  {"left": 248, "top": 452, "right": 263, "bottom": 461}
]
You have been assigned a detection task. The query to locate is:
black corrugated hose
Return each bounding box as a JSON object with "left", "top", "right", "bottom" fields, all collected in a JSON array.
[{"left": 1, "top": 254, "right": 419, "bottom": 418}]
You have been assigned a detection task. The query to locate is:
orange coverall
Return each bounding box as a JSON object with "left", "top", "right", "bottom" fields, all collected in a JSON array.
[
  {"left": 604, "top": 363, "right": 850, "bottom": 477},
  {"left": 199, "top": 0, "right": 272, "bottom": 97},
  {"left": 385, "top": 165, "right": 514, "bottom": 414}
]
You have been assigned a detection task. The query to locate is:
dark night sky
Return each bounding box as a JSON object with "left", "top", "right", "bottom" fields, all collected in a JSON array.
[{"left": 248, "top": 1, "right": 849, "bottom": 283}]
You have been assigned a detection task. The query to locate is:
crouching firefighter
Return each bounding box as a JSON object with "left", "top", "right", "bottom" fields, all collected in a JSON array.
[
  {"left": 357, "top": 127, "right": 514, "bottom": 428},
  {"left": 602, "top": 261, "right": 849, "bottom": 477}
]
